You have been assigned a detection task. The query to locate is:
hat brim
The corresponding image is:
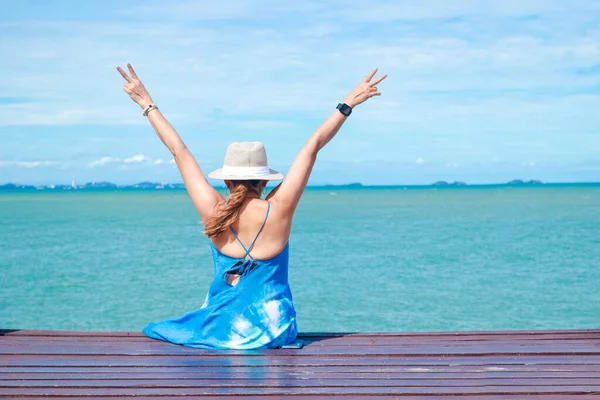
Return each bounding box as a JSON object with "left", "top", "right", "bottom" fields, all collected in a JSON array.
[{"left": 207, "top": 168, "right": 283, "bottom": 181}]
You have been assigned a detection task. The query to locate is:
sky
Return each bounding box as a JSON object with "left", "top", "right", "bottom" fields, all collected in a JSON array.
[{"left": 0, "top": 0, "right": 599, "bottom": 185}]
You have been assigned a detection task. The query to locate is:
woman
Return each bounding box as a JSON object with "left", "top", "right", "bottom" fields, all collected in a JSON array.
[{"left": 117, "top": 63, "right": 387, "bottom": 349}]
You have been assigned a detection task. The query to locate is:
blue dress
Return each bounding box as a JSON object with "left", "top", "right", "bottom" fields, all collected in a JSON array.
[{"left": 143, "top": 202, "right": 298, "bottom": 349}]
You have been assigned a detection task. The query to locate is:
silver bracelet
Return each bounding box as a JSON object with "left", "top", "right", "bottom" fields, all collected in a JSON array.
[{"left": 142, "top": 103, "right": 158, "bottom": 116}]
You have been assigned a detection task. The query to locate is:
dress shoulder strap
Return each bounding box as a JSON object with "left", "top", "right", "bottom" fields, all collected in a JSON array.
[{"left": 229, "top": 201, "right": 271, "bottom": 260}]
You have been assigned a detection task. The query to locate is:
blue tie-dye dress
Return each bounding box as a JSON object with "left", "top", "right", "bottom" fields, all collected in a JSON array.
[{"left": 143, "top": 202, "right": 298, "bottom": 349}]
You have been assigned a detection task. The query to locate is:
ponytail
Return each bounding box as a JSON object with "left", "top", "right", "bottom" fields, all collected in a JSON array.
[{"left": 204, "top": 180, "right": 261, "bottom": 238}]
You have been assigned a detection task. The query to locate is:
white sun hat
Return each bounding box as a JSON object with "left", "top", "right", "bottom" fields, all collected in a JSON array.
[{"left": 208, "top": 142, "right": 283, "bottom": 181}]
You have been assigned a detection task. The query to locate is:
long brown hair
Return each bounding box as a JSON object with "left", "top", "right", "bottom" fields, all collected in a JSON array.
[{"left": 204, "top": 180, "right": 262, "bottom": 238}]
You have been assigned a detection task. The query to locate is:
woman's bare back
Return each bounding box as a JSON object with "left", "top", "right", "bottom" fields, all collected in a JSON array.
[{"left": 210, "top": 198, "right": 291, "bottom": 285}]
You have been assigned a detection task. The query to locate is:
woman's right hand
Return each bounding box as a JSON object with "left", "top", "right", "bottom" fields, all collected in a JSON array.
[
  {"left": 342, "top": 68, "right": 387, "bottom": 108},
  {"left": 116, "top": 63, "right": 154, "bottom": 109}
]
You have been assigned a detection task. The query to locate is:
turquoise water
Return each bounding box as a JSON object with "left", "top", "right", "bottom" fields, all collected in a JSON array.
[{"left": 1, "top": 186, "right": 599, "bottom": 332}]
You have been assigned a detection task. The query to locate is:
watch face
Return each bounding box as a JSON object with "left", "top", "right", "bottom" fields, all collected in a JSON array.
[{"left": 337, "top": 103, "right": 351, "bottom": 115}]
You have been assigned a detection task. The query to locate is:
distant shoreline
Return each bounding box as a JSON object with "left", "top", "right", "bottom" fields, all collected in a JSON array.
[{"left": 2, "top": 180, "right": 600, "bottom": 192}]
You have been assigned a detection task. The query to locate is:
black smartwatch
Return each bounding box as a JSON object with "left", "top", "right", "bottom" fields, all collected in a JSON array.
[{"left": 336, "top": 102, "right": 352, "bottom": 116}]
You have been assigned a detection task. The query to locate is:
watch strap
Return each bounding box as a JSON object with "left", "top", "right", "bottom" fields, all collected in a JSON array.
[{"left": 336, "top": 102, "right": 352, "bottom": 116}]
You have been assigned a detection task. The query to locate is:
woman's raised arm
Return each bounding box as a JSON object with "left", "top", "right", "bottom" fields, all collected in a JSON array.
[
  {"left": 117, "top": 64, "right": 223, "bottom": 221},
  {"left": 267, "top": 68, "right": 387, "bottom": 213}
]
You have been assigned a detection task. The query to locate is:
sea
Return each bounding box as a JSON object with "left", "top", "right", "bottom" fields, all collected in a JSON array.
[{"left": 1, "top": 185, "right": 599, "bottom": 333}]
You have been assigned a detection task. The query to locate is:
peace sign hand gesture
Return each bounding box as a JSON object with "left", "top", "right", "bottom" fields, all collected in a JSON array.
[
  {"left": 116, "top": 63, "right": 154, "bottom": 109},
  {"left": 343, "top": 68, "right": 387, "bottom": 108}
]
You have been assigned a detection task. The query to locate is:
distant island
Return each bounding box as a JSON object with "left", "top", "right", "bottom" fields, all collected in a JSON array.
[
  {"left": 323, "top": 182, "right": 363, "bottom": 188},
  {"left": 506, "top": 179, "right": 543, "bottom": 186},
  {"left": 432, "top": 181, "right": 468, "bottom": 187},
  {"left": 431, "top": 179, "right": 543, "bottom": 187},
  {"left": 0, "top": 181, "right": 186, "bottom": 191},
  {"left": 0, "top": 179, "right": 559, "bottom": 191}
]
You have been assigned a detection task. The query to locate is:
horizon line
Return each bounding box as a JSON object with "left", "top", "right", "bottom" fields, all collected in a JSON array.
[{"left": 3, "top": 180, "right": 600, "bottom": 189}]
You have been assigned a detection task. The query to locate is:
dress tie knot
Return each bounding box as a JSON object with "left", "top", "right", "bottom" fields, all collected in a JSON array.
[{"left": 223, "top": 258, "right": 258, "bottom": 281}]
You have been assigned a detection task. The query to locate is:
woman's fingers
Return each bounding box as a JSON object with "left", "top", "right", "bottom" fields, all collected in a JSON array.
[
  {"left": 364, "top": 68, "right": 378, "bottom": 82},
  {"left": 127, "top": 63, "right": 139, "bottom": 80},
  {"left": 116, "top": 66, "right": 132, "bottom": 83},
  {"left": 116, "top": 63, "right": 142, "bottom": 82},
  {"left": 369, "top": 73, "right": 387, "bottom": 87}
]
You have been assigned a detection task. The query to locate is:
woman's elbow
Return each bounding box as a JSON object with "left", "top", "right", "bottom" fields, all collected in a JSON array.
[
  {"left": 171, "top": 143, "right": 188, "bottom": 157},
  {"left": 304, "top": 139, "right": 321, "bottom": 158}
]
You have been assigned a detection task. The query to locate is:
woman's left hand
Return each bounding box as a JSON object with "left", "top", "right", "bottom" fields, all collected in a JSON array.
[
  {"left": 116, "top": 63, "right": 154, "bottom": 109},
  {"left": 342, "top": 68, "right": 387, "bottom": 108}
]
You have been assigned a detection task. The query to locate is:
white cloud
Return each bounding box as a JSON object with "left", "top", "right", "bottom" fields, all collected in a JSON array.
[
  {"left": 415, "top": 157, "right": 426, "bottom": 164},
  {"left": 152, "top": 158, "right": 176, "bottom": 165},
  {"left": 88, "top": 156, "right": 121, "bottom": 167},
  {"left": 445, "top": 162, "right": 460, "bottom": 168},
  {"left": 0, "top": 160, "right": 59, "bottom": 168},
  {"left": 123, "top": 154, "right": 151, "bottom": 163},
  {"left": 87, "top": 154, "right": 173, "bottom": 168}
]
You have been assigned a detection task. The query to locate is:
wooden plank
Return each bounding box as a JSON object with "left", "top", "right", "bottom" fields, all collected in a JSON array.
[
  {"left": 3, "top": 364, "right": 600, "bottom": 373},
  {"left": 2, "top": 343, "right": 599, "bottom": 356},
  {"left": 4, "top": 371, "right": 600, "bottom": 380},
  {"left": 2, "top": 385, "right": 600, "bottom": 396},
  {"left": 3, "top": 338, "right": 598, "bottom": 349},
  {"left": 16, "top": 396, "right": 600, "bottom": 400},
  {"left": 3, "top": 377, "right": 600, "bottom": 388},
  {"left": 4, "top": 354, "right": 600, "bottom": 367},
  {"left": 4, "top": 337, "right": 600, "bottom": 349},
  {"left": 6, "top": 337, "right": 600, "bottom": 349},
  {"left": 3, "top": 332, "right": 600, "bottom": 343},
  {"left": 3, "top": 328, "right": 599, "bottom": 338}
]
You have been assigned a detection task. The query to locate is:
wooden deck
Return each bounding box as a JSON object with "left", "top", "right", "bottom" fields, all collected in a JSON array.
[{"left": 1, "top": 329, "right": 599, "bottom": 398}]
